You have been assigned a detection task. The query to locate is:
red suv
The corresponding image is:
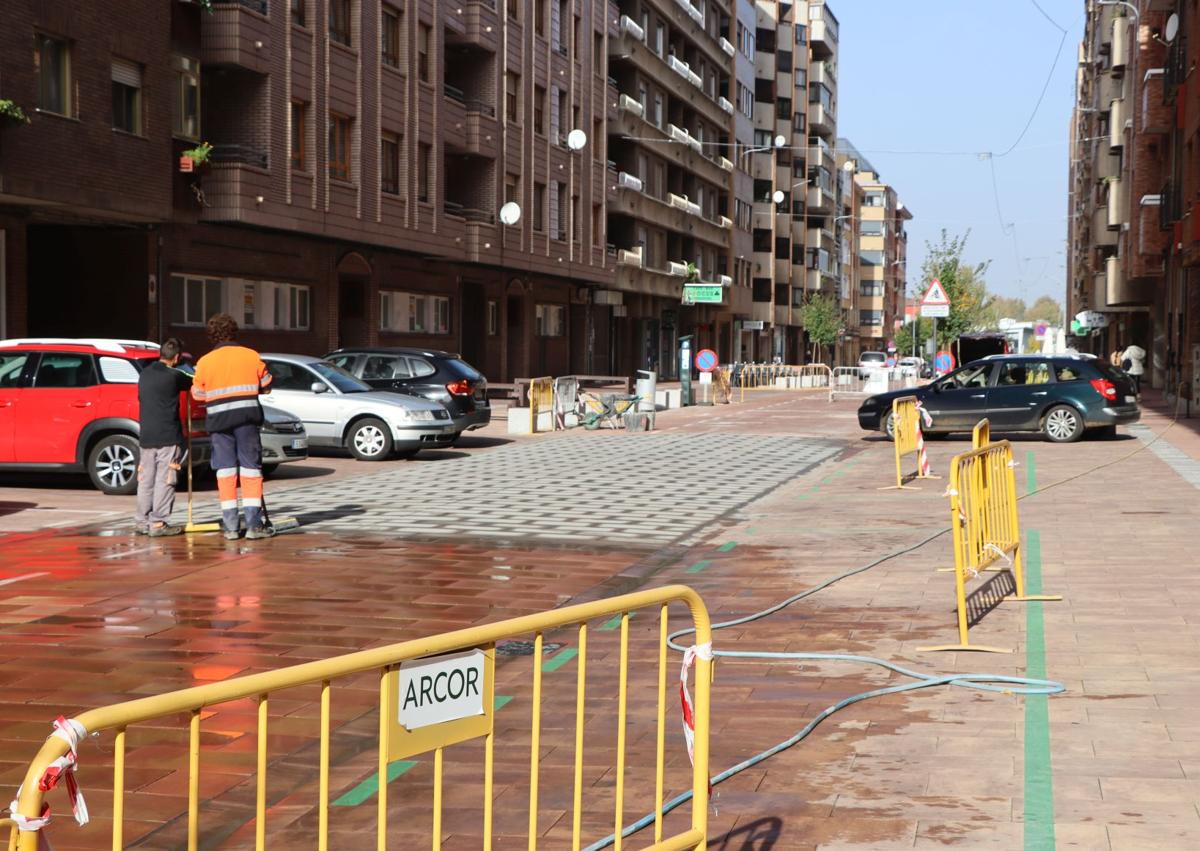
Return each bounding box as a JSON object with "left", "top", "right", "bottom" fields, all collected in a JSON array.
[{"left": 0, "top": 339, "right": 209, "bottom": 494}]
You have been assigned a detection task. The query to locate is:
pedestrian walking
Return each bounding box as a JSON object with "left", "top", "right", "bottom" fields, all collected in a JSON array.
[
  {"left": 135, "top": 338, "right": 191, "bottom": 536},
  {"left": 191, "top": 313, "right": 276, "bottom": 540},
  {"left": 1121, "top": 343, "right": 1146, "bottom": 396}
]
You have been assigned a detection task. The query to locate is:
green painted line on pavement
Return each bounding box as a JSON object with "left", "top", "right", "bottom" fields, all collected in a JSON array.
[
  {"left": 685, "top": 559, "right": 713, "bottom": 574},
  {"left": 1023, "top": 528, "right": 1056, "bottom": 851},
  {"left": 717, "top": 542, "right": 737, "bottom": 553},
  {"left": 1026, "top": 450, "right": 1037, "bottom": 495},
  {"left": 598, "top": 613, "right": 635, "bottom": 631},
  {"left": 494, "top": 695, "right": 513, "bottom": 711},
  {"left": 333, "top": 760, "right": 418, "bottom": 806},
  {"left": 542, "top": 647, "right": 578, "bottom": 672}
]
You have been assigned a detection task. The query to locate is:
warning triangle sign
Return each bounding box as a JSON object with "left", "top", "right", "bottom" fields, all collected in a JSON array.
[{"left": 921, "top": 279, "right": 951, "bottom": 306}]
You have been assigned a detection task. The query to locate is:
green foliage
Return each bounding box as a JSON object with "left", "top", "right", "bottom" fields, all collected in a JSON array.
[
  {"left": 981, "top": 296, "right": 1027, "bottom": 326},
  {"left": 919, "top": 229, "right": 990, "bottom": 348},
  {"left": 894, "top": 317, "right": 934, "bottom": 358},
  {"left": 684, "top": 262, "right": 700, "bottom": 283},
  {"left": 798, "top": 293, "right": 841, "bottom": 361},
  {"left": 1025, "top": 295, "right": 1063, "bottom": 326},
  {"left": 0, "top": 99, "right": 31, "bottom": 125},
  {"left": 183, "top": 141, "right": 213, "bottom": 165}
]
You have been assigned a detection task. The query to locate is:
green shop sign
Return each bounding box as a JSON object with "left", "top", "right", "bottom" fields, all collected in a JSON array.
[{"left": 681, "top": 284, "right": 724, "bottom": 305}]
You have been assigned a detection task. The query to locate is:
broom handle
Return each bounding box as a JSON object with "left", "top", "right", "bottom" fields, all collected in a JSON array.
[{"left": 186, "top": 403, "right": 194, "bottom": 526}]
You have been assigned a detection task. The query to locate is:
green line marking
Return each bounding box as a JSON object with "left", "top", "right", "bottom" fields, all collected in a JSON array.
[
  {"left": 1026, "top": 450, "right": 1038, "bottom": 495},
  {"left": 332, "top": 760, "right": 418, "bottom": 806},
  {"left": 685, "top": 559, "right": 713, "bottom": 574},
  {"left": 541, "top": 647, "right": 578, "bottom": 672},
  {"left": 494, "top": 695, "right": 513, "bottom": 711},
  {"left": 598, "top": 613, "right": 634, "bottom": 631},
  {"left": 717, "top": 542, "right": 737, "bottom": 553},
  {"left": 1023, "top": 529, "right": 1056, "bottom": 850}
]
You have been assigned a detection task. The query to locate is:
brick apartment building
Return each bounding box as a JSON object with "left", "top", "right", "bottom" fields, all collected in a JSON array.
[
  {"left": 1, "top": 0, "right": 889, "bottom": 379},
  {"left": 1068, "top": 0, "right": 1200, "bottom": 402}
]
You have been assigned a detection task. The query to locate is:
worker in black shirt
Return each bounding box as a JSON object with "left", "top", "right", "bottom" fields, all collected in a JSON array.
[{"left": 135, "top": 338, "right": 192, "bottom": 536}]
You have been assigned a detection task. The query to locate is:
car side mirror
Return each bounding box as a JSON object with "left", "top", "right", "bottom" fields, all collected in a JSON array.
[{"left": 311, "top": 382, "right": 328, "bottom": 394}]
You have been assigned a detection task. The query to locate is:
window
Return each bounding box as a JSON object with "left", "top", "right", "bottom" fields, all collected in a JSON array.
[
  {"left": 864, "top": 190, "right": 885, "bottom": 207},
  {"left": 270, "top": 283, "right": 311, "bottom": 331},
  {"left": 418, "top": 143, "right": 432, "bottom": 202},
  {"left": 362, "top": 354, "right": 410, "bottom": 379},
  {"left": 776, "top": 50, "right": 792, "bottom": 72},
  {"left": 172, "top": 55, "right": 201, "bottom": 140},
  {"left": 507, "top": 0, "right": 519, "bottom": 20},
  {"left": 859, "top": 281, "right": 884, "bottom": 297},
  {"left": 291, "top": 101, "right": 307, "bottom": 170},
  {"left": 555, "top": 181, "right": 568, "bottom": 240},
  {"left": 943, "top": 364, "right": 993, "bottom": 390},
  {"left": 860, "top": 219, "right": 884, "bottom": 236},
  {"left": 34, "top": 353, "right": 97, "bottom": 389},
  {"left": 329, "top": 0, "right": 351, "bottom": 46},
  {"left": 859, "top": 310, "right": 883, "bottom": 327},
  {"left": 534, "top": 85, "right": 546, "bottom": 134},
  {"left": 381, "top": 7, "right": 401, "bottom": 67},
  {"left": 418, "top": 24, "right": 431, "bottom": 82},
  {"left": 169, "top": 275, "right": 224, "bottom": 326},
  {"left": 380, "top": 291, "right": 450, "bottom": 333},
  {"left": 755, "top": 27, "right": 775, "bottom": 53},
  {"left": 592, "top": 203, "right": 602, "bottom": 245},
  {"left": 859, "top": 249, "right": 884, "bottom": 267},
  {"left": 328, "top": 113, "right": 352, "bottom": 181},
  {"left": 291, "top": 0, "right": 306, "bottom": 26},
  {"left": 536, "top": 0, "right": 546, "bottom": 37},
  {"left": 36, "top": 34, "right": 71, "bottom": 116},
  {"left": 775, "top": 97, "right": 791, "bottom": 121},
  {"left": 654, "top": 20, "right": 665, "bottom": 56},
  {"left": 506, "top": 72, "right": 521, "bottom": 122},
  {"left": 737, "top": 83, "right": 753, "bottom": 118},
  {"left": 594, "top": 33, "right": 603, "bottom": 73},
  {"left": 533, "top": 182, "right": 545, "bottom": 231},
  {"left": 535, "top": 304, "right": 566, "bottom": 337},
  {"left": 265, "top": 360, "right": 319, "bottom": 392},
  {"left": 753, "top": 229, "right": 771, "bottom": 252},
  {"left": 735, "top": 198, "right": 752, "bottom": 231},
  {"left": 381, "top": 134, "right": 400, "bottom": 194},
  {"left": 999, "top": 361, "right": 1051, "bottom": 386},
  {"left": 110, "top": 59, "right": 141, "bottom": 134},
  {"left": 504, "top": 173, "right": 519, "bottom": 206},
  {"left": 487, "top": 300, "right": 499, "bottom": 335},
  {"left": 593, "top": 117, "right": 602, "bottom": 160},
  {"left": 1053, "top": 361, "right": 1085, "bottom": 382},
  {"left": 573, "top": 14, "right": 581, "bottom": 56},
  {"left": 653, "top": 92, "right": 664, "bottom": 127},
  {"left": 0, "top": 354, "right": 30, "bottom": 389}
]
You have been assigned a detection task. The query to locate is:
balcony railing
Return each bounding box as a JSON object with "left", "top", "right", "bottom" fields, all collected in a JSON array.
[
  {"left": 465, "top": 99, "right": 496, "bottom": 116},
  {"left": 210, "top": 144, "right": 268, "bottom": 168},
  {"left": 717, "top": 96, "right": 734, "bottom": 114},
  {"left": 619, "top": 14, "right": 645, "bottom": 40},
  {"left": 444, "top": 83, "right": 466, "bottom": 104},
  {"left": 719, "top": 36, "right": 735, "bottom": 57},
  {"left": 215, "top": 0, "right": 268, "bottom": 13}
]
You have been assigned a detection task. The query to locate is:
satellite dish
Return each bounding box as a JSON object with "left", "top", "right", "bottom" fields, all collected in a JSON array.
[
  {"left": 499, "top": 202, "right": 522, "bottom": 226},
  {"left": 566, "top": 128, "right": 588, "bottom": 151},
  {"left": 1166, "top": 12, "right": 1179, "bottom": 42},
  {"left": 772, "top": 190, "right": 785, "bottom": 204},
  {"left": 842, "top": 160, "right": 856, "bottom": 171},
  {"left": 773, "top": 134, "right": 787, "bottom": 148},
  {"left": 897, "top": 201, "right": 906, "bottom": 212}
]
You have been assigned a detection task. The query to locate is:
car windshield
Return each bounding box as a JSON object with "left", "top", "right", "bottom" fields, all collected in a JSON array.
[
  {"left": 861, "top": 353, "right": 885, "bottom": 363},
  {"left": 309, "top": 360, "right": 373, "bottom": 393},
  {"left": 444, "top": 358, "right": 483, "bottom": 381}
]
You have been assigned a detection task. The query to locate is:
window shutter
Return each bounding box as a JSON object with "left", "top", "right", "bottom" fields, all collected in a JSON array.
[
  {"left": 550, "top": 86, "right": 561, "bottom": 140},
  {"left": 551, "top": 0, "right": 561, "bottom": 48},
  {"left": 112, "top": 58, "right": 142, "bottom": 88},
  {"left": 548, "top": 181, "right": 560, "bottom": 238}
]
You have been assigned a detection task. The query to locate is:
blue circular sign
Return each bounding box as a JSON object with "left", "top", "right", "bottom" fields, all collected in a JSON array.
[
  {"left": 934, "top": 351, "right": 956, "bottom": 374},
  {"left": 695, "top": 348, "right": 718, "bottom": 372}
]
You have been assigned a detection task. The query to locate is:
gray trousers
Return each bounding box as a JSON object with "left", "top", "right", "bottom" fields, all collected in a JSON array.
[{"left": 136, "top": 445, "right": 182, "bottom": 526}]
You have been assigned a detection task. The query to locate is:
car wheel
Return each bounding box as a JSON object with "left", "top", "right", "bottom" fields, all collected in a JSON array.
[
  {"left": 347, "top": 418, "right": 393, "bottom": 461},
  {"left": 881, "top": 412, "right": 896, "bottom": 441},
  {"left": 88, "top": 434, "right": 140, "bottom": 495},
  {"left": 1042, "top": 405, "right": 1084, "bottom": 443}
]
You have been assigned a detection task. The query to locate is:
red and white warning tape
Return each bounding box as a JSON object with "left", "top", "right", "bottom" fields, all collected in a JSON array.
[
  {"left": 7, "top": 716, "right": 89, "bottom": 834},
  {"left": 679, "top": 642, "right": 712, "bottom": 766},
  {"left": 914, "top": 401, "right": 934, "bottom": 478}
]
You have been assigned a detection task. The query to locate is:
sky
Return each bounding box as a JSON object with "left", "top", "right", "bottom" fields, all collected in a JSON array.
[{"left": 833, "top": 0, "right": 1084, "bottom": 306}]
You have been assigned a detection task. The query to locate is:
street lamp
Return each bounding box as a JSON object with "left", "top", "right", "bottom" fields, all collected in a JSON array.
[
  {"left": 1096, "top": 0, "right": 1138, "bottom": 24},
  {"left": 740, "top": 133, "right": 787, "bottom": 166}
]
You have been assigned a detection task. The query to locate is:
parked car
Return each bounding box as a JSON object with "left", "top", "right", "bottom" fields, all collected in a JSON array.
[
  {"left": 858, "top": 351, "right": 887, "bottom": 371},
  {"left": 260, "top": 354, "right": 457, "bottom": 460},
  {"left": 325, "top": 347, "right": 491, "bottom": 439},
  {"left": 0, "top": 338, "right": 209, "bottom": 495},
  {"left": 856, "top": 354, "right": 1140, "bottom": 443}
]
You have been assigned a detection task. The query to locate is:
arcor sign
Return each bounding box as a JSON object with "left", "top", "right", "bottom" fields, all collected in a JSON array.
[{"left": 388, "top": 646, "right": 495, "bottom": 760}]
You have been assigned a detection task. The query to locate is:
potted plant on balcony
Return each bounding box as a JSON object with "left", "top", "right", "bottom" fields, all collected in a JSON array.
[
  {"left": 684, "top": 262, "right": 701, "bottom": 283},
  {"left": 0, "top": 99, "right": 31, "bottom": 128},
  {"left": 180, "top": 141, "right": 212, "bottom": 173}
]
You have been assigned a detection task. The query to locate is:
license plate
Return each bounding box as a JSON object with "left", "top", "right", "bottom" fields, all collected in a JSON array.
[
  {"left": 292, "top": 438, "right": 307, "bottom": 449},
  {"left": 1125, "top": 395, "right": 1136, "bottom": 404}
]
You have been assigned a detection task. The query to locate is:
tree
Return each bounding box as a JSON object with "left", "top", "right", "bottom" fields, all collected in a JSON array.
[
  {"left": 919, "top": 230, "right": 991, "bottom": 348},
  {"left": 1025, "top": 295, "right": 1063, "bottom": 326},
  {"left": 798, "top": 294, "right": 841, "bottom": 363},
  {"left": 981, "top": 296, "right": 1027, "bottom": 327},
  {"left": 895, "top": 317, "right": 934, "bottom": 358}
]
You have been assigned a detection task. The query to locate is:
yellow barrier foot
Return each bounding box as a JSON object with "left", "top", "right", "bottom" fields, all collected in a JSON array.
[
  {"left": 916, "top": 643, "right": 1013, "bottom": 654},
  {"left": 1005, "top": 595, "right": 1063, "bottom": 602},
  {"left": 916, "top": 474, "right": 942, "bottom": 480},
  {"left": 935, "top": 566, "right": 1005, "bottom": 572},
  {"left": 878, "top": 485, "right": 921, "bottom": 491}
]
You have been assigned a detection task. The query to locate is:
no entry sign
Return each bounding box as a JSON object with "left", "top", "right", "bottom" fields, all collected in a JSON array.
[{"left": 694, "top": 348, "right": 718, "bottom": 372}]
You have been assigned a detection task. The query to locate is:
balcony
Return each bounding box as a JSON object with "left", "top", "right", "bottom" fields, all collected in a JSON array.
[
  {"left": 806, "top": 184, "right": 834, "bottom": 214},
  {"left": 808, "top": 3, "right": 839, "bottom": 57},
  {"left": 1106, "top": 178, "right": 1125, "bottom": 229},
  {"left": 1110, "top": 97, "right": 1125, "bottom": 148},
  {"left": 446, "top": 0, "right": 500, "bottom": 52},
  {"left": 618, "top": 93, "right": 644, "bottom": 117},
  {"left": 808, "top": 139, "right": 834, "bottom": 172},
  {"left": 667, "top": 192, "right": 702, "bottom": 216},
  {"left": 1105, "top": 255, "right": 1148, "bottom": 306},
  {"left": 718, "top": 96, "right": 734, "bottom": 114},
  {"left": 463, "top": 101, "right": 499, "bottom": 156},
  {"left": 198, "top": 156, "right": 272, "bottom": 225},
  {"left": 667, "top": 55, "right": 702, "bottom": 90},
  {"left": 442, "top": 84, "right": 468, "bottom": 151},
  {"left": 1093, "top": 144, "right": 1119, "bottom": 180},
  {"left": 619, "top": 14, "right": 644, "bottom": 40},
  {"left": 617, "top": 247, "right": 643, "bottom": 267},
  {"left": 674, "top": 0, "right": 704, "bottom": 28},
  {"left": 1093, "top": 205, "right": 1117, "bottom": 245},
  {"left": 808, "top": 102, "right": 834, "bottom": 138},
  {"left": 719, "top": 36, "right": 735, "bottom": 57},
  {"left": 200, "top": 1, "right": 271, "bottom": 73},
  {"left": 809, "top": 61, "right": 835, "bottom": 88},
  {"left": 464, "top": 214, "right": 498, "bottom": 263},
  {"left": 617, "top": 171, "right": 644, "bottom": 191},
  {"left": 1111, "top": 16, "right": 1129, "bottom": 70},
  {"left": 666, "top": 123, "right": 702, "bottom": 153}
]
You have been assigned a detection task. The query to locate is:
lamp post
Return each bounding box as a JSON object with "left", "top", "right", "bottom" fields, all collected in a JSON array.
[{"left": 565, "top": 128, "right": 590, "bottom": 369}]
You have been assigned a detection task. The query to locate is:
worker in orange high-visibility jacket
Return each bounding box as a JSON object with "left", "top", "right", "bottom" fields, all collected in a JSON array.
[{"left": 191, "top": 313, "right": 275, "bottom": 540}]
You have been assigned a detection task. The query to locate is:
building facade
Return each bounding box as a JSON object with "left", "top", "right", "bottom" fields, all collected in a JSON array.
[
  {"left": 1, "top": 0, "right": 876, "bottom": 377},
  {"left": 1068, "top": 0, "right": 1200, "bottom": 401}
]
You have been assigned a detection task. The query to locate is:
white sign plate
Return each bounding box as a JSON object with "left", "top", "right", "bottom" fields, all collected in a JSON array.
[
  {"left": 920, "top": 304, "right": 950, "bottom": 318},
  {"left": 742, "top": 320, "right": 765, "bottom": 331},
  {"left": 398, "top": 649, "right": 486, "bottom": 731},
  {"left": 699, "top": 371, "right": 713, "bottom": 384}
]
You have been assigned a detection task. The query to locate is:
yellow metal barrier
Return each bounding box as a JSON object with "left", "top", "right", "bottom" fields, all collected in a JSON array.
[
  {"left": 972, "top": 418, "right": 990, "bottom": 450},
  {"left": 528, "top": 376, "right": 554, "bottom": 433},
  {"left": 920, "top": 441, "right": 1061, "bottom": 653},
  {"left": 882, "top": 396, "right": 938, "bottom": 490},
  {"left": 6, "top": 587, "right": 712, "bottom": 851}
]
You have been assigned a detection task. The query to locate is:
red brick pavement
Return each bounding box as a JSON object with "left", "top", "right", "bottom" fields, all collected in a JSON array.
[{"left": 1, "top": 389, "right": 1199, "bottom": 849}]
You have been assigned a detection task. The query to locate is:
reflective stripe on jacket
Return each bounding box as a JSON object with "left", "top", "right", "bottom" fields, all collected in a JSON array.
[{"left": 191, "top": 343, "right": 273, "bottom": 432}]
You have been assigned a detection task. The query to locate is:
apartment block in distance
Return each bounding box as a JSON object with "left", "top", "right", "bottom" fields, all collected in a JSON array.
[{"left": 1067, "top": 0, "right": 1200, "bottom": 400}]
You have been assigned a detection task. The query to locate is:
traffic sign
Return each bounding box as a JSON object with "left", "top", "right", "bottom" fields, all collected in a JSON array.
[
  {"left": 933, "top": 351, "right": 956, "bottom": 374},
  {"left": 694, "top": 348, "right": 718, "bottom": 372},
  {"left": 921, "top": 279, "right": 951, "bottom": 306},
  {"left": 1034, "top": 322, "right": 1049, "bottom": 340}
]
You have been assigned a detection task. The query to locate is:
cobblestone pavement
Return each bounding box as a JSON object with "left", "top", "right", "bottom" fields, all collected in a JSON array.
[{"left": 2, "top": 390, "right": 1200, "bottom": 849}]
